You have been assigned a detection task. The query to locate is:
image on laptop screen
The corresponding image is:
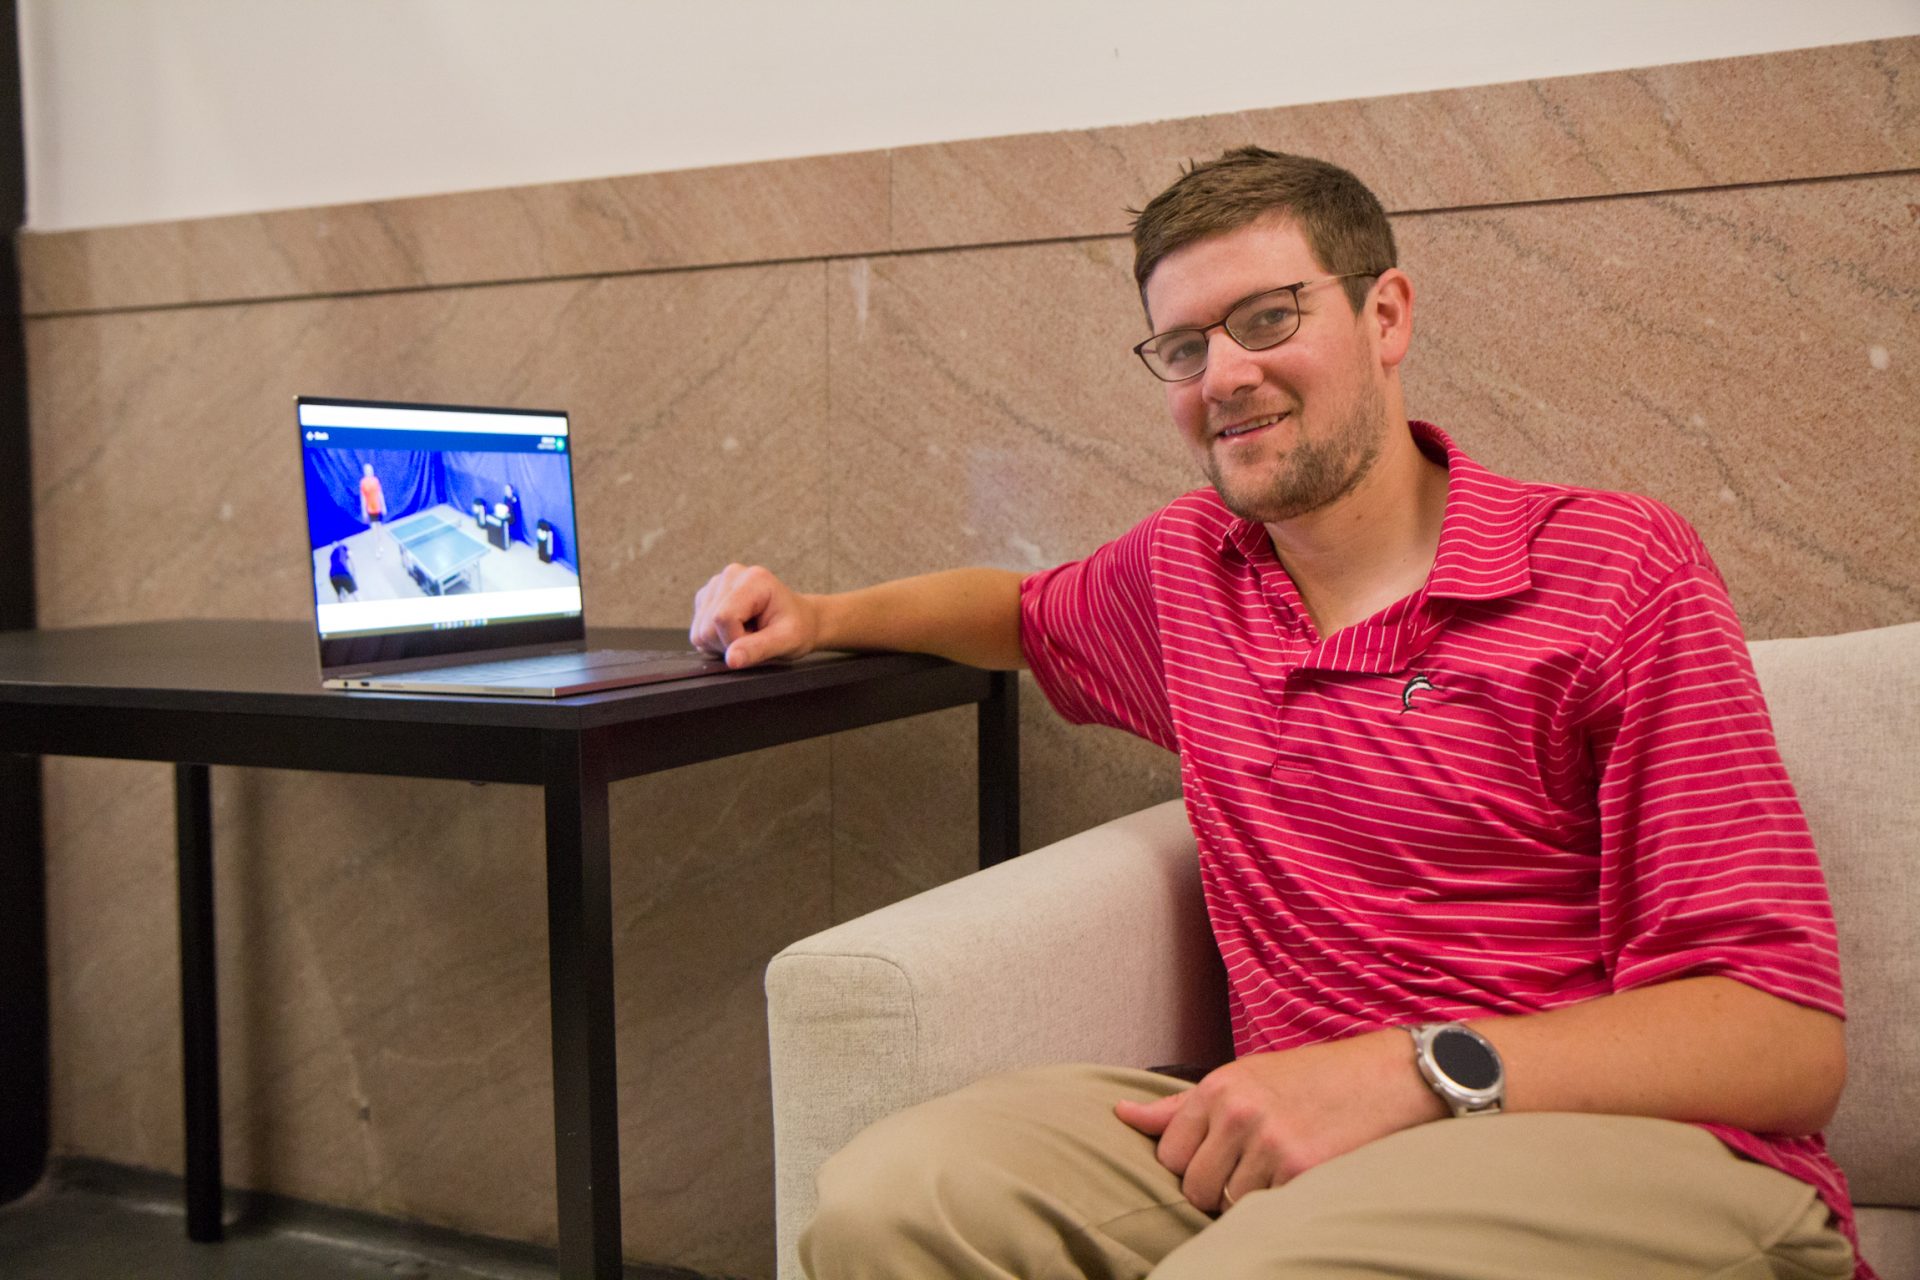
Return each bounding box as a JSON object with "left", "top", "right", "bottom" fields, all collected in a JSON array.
[{"left": 297, "top": 399, "right": 582, "bottom": 642}]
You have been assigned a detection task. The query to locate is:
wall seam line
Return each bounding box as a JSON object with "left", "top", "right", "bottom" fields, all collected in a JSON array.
[{"left": 21, "top": 163, "right": 1920, "bottom": 323}]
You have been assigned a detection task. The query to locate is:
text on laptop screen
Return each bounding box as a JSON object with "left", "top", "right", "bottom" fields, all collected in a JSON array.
[{"left": 298, "top": 401, "right": 583, "bottom": 641}]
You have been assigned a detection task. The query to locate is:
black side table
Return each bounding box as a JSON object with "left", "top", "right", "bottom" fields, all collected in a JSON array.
[{"left": 0, "top": 620, "right": 1020, "bottom": 1278}]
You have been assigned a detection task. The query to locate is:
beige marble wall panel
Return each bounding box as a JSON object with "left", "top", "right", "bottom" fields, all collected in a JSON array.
[
  {"left": 821, "top": 241, "right": 1190, "bottom": 911},
  {"left": 17, "top": 205, "right": 430, "bottom": 318},
  {"left": 27, "top": 260, "right": 829, "bottom": 628},
  {"left": 823, "top": 241, "right": 1186, "bottom": 581},
  {"left": 1397, "top": 172, "right": 1918, "bottom": 639},
  {"left": 30, "top": 259, "right": 836, "bottom": 1276},
  {"left": 39, "top": 759, "right": 181, "bottom": 1158},
  {"left": 825, "top": 694, "right": 1181, "bottom": 926},
  {"left": 889, "top": 37, "right": 1919, "bottom": 251},
  {"left": 19, "top": 151, "right": 888, "bottom": 318}
]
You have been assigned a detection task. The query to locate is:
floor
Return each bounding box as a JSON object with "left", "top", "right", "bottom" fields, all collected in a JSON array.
[{"left": 0, "top": 1161, "right": 729, "bottom": 1280}]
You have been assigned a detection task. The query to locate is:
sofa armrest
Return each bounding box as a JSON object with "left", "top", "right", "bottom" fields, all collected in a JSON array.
[{"left": 766, "top": 798, "right": 1226, "bottom": 1279}]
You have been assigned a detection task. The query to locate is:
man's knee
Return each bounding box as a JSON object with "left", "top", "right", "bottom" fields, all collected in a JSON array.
[
  {"left": 804, "top": 1107, "right": 945, "bottom": 1272},
  {"left": 802, "top": 1064, "right": 1150, "bottom": 1280}
]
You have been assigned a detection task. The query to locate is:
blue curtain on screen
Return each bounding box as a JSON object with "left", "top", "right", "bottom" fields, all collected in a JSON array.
[{"left": 441, "top": 452, "right": 578, "bottom": 572}]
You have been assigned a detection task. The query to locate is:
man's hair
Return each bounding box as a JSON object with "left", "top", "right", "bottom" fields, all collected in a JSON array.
[{"left": 1129, "top": 147, "right": 1396, "bottom": 314}]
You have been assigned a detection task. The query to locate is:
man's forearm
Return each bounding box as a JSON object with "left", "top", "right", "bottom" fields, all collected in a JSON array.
[
  {"left": 1469, "top": 975, "right": 1846, "bottom": 1135},
  {"left": 1118, "top": 974, "right": 1845, "bottom": 1210},
  {"left": 809, "top": 568, "right": 1027, "bottom": 670}
]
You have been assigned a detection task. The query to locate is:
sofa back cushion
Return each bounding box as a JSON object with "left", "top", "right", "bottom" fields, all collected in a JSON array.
[{"left": 1749, "top": 622, "right": 1920, "bottom": 1211}]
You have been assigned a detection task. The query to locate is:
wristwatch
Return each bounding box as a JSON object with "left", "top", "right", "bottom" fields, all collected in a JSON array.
[{"left": 1407, "top": 1022, "right": 1505, "bottom": 1116}]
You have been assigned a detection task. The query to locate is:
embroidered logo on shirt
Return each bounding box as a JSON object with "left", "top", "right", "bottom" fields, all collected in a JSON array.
[{"left": 1400, "top": 674, "right": 1437, "bottom": 712}]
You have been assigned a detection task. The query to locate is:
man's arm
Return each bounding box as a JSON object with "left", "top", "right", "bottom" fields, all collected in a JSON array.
[
  {"left": 1473, "top": 975, "right": 1845, "bottom": 1132},
  {"left": 1116, "top": 975, "right": 1846, "bottom": 1214},
  {"left": 690, "top": 563, "right": 1026, "bottom": 670}
]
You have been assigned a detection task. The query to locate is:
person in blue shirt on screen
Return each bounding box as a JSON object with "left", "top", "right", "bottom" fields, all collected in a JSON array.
[{"left": 326, "top": 542, "right": 356, "bottom": 601}]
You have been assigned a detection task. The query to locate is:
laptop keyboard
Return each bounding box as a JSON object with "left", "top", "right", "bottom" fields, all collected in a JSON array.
[{"left": 404, "top": 648, "right": 708, "bottom": 684}]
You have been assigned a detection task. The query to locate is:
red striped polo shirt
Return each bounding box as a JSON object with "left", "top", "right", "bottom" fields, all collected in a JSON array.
[{"left": 1019, "top": 420, "right": 1866, "bottom": 1274}]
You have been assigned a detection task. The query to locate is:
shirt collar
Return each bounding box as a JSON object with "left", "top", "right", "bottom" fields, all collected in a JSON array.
[
  {"left": 1217, "top": 420, "right": 1536, "bottom": 603},
  {"left": 1416, "top": 420, "right": 1536, "bottom": 601}
]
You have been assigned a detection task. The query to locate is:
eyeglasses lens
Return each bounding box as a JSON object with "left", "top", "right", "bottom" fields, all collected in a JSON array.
[
  {"left": 1140, "top": 286, "right": 1303, "bottom": 381},
  {"left": 1146, "top": 334, "right": 1209, "bottom": 381},
  {"left": 1226, "top": 289, "right": 1303, "bottom": 351}
]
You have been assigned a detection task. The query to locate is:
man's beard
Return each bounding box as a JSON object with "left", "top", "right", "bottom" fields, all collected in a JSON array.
[{"left": 1202, "top": 374, "right": 1386, "bottom": 524}]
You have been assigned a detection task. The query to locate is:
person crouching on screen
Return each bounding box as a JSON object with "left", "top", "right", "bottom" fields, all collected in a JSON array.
[{"left": 327, "top": 541, "right": 357, "bottom": 601}]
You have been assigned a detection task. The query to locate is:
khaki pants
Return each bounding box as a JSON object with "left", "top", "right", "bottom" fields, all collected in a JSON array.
[{"left": 802, "top": 1064, "right": 1852, "bottom": 1280}]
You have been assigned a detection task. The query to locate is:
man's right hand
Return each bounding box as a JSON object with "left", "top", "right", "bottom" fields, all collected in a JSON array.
[
  {"left": 690, "top": 564, "right": 1027, "bottom": 671},
  {"left": 690, "top": 563, "right": 820, "bottom": 669}
]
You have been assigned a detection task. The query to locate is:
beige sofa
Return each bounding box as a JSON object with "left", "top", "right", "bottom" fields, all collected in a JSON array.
[{"left": 767, "top": 622, "right": 1920, "bottom": 1280}]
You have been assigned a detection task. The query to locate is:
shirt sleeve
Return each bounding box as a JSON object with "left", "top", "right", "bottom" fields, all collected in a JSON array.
[
  {"left": 1019, "top": 511, "right": 1177, "bottom": 753},
  {"left": 1584, "top": 559, "right": 1845, "bottom": 1017}
]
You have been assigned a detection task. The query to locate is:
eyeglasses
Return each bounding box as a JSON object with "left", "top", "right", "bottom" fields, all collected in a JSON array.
[{"left": 1131, "top": 272, "right": 1385, "bottom": 382}]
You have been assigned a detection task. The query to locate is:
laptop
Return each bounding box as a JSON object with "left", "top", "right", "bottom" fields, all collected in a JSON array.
[{"left": 296, "top": 395, "right": 730, "bottom": 696}]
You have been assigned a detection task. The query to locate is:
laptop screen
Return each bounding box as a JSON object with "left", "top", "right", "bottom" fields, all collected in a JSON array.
[{"left": 297, "top": 396, "right": 588, "bottom": 667}]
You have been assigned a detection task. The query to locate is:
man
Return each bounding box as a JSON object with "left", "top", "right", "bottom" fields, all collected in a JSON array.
[
  {"left": 502, "top": 482, "right": 524, "bottom": 546},
  {"left": 690, "top": 149, "right": 1865, "bottom": 1279},
  {"left": 359, "top": 461, "right": 388, "bottom": 558},
  {"left": 326, "top": 540, "right": 356, "bottom": 601}
]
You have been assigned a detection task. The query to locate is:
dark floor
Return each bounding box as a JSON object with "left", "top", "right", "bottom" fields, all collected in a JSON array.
[{"left": 0, "top": 1161, "right": 728, "bottom": 1280}]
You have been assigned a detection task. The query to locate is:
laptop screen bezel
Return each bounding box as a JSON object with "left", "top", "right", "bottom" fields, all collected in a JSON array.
[{"left": 296, "top": 395, "right": 588, "bottom": 673}]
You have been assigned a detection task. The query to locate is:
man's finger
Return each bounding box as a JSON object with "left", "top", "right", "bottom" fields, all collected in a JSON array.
[
  {"left": 1113, "top": 1093, "right": 1183, "bottom": 1137},
  {"left": 1220, "top": 1143, "right": 1278, "bottom": 1210},
  {"left": 725, "top": 633, "right": 765, "bottom": 669},
  {"left": 692, "top": 608, "right": 740, "bottom": 656},
  {"left": 726, "top": 609, "right": 800, "bottom": 668},
  {"left": 689, "top": 564, "right": 760, "bottom": 652},
  {"left": 1151, "top": 1094, "right": 1210, "bottom": 1178},
  {"left": 1189, "top": 1124, "right": 1279, "bottom": 1215},
  {"left": 708, "top": 586, "right": 770, "bottom": 650}
]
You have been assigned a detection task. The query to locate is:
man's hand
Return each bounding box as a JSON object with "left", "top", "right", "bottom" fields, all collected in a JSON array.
[
  {"left": 690, "top": 565, "right": 1027, "bottom": 671},
  {"left": 1115, "top": 1030, "right": 1444, "bottom": 1213},
  {"left": 1113, "top": 978, "right": 1848, "bottom": 1216},
  {"left": 690, "top": 563, "right": 821, "bottom": 669}
]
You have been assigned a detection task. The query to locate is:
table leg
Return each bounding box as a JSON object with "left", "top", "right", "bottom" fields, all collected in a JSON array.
[
  {"left": 977, "top": 669, "right": 1020, "bottom": 868},
  {"left": 0, "top": 752, "right": 49, "bottom": 1204},
  {"left": 541, "top": 733, "right": 623, "bottom": 1279},
  {"left": 174, "top": 762, "right": 223, "bottom": 1241}
]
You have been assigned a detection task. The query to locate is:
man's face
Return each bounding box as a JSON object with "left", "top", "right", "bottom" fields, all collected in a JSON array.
[{"left": 1142, "top": 217, "right": 1388, "bottom": 526}]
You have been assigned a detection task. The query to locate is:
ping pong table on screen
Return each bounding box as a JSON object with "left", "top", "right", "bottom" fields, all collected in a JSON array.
[{"left": 389, "top": 509, "right": 490, "bottom": 595}]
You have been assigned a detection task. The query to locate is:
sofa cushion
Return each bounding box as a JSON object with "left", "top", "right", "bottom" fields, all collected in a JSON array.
[{"left": 1749, "top": 621, "right": 1920, "bottom": 1211}]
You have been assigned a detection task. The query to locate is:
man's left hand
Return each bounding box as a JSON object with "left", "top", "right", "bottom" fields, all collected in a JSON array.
[{"left": 1114, "top": 1029, "right": 1446, "bottom": 1213}]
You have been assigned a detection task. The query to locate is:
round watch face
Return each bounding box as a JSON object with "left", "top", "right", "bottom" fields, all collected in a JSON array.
[{"left": 1432, "top": 1028, "right": 1500, "bottom": 1091}]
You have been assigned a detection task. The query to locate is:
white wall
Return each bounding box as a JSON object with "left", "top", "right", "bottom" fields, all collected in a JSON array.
[{"left": 19, "top": 0, "right": 1920, "bottom": 231}]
